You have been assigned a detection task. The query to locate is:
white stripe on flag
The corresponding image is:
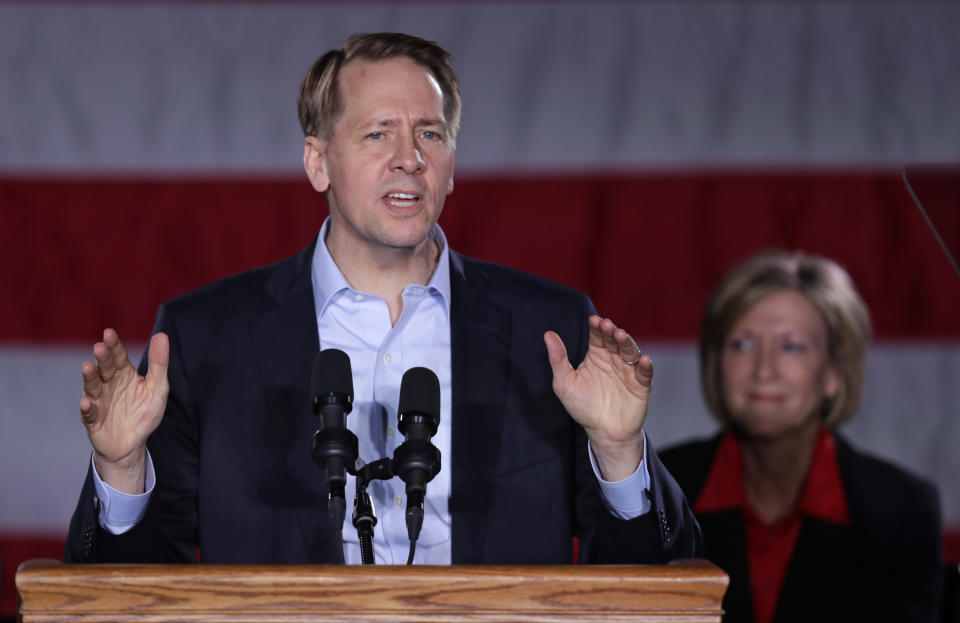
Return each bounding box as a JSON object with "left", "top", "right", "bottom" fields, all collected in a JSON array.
[{"left": 0, "top": 2, "right": 958, "bottom": 174}]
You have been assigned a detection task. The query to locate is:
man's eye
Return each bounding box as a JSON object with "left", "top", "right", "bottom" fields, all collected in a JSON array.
[
  {"left": 368, "top": 132, "right": 384, "bottom": 140},
  {"left": 783, "top": 341, "right": 807, "bottom": 353},
  {"left": 421, "top": 131, "right": 439, "bottom": 140}
]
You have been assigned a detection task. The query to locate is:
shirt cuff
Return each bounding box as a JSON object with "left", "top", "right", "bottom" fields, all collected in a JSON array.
[
  {"left": 91, "top": 451, "right": 155, "bottom": 535},
  {"left": 588, "top": 432, "right": 652, "bottom": 520}
]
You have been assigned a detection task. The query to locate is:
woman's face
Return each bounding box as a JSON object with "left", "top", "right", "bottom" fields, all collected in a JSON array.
[{"left": 720, "top": 289, "right": 839, "bottom": 440}]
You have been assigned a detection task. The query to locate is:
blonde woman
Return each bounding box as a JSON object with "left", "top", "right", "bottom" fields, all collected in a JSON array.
[{"left": 662, "top": 250, "right": 942, "bottom": 623}]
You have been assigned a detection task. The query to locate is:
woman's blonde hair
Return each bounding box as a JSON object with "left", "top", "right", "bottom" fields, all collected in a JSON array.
[{"left": 699, "top": 250, "right": 872, "bottom": 428}]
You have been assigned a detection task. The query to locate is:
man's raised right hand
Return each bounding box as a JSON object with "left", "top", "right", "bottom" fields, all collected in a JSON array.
[{"left": 79, "top": 329, "right": 170, "bottom": 494}]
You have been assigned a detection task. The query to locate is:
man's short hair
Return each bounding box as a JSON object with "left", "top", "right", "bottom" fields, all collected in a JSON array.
[
  {"left": 699, "top": 250, "right": 872, "bottom": 428},
  {"left": 297, "top": 32, "right": 462, "bottom": 144}
]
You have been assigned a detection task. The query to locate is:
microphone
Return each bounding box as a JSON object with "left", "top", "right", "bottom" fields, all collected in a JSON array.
[
  {"left": 392, "top": 367, "right": 441, "bottom": 563},
  {"left": 310, "top": 348, "right": 359, "bottom": 562}
]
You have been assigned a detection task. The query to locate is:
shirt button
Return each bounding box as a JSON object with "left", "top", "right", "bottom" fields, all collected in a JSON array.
[
  {"left": 383, "top": 352, "right": 392, "bottom": 364},
  {"left": 353, "top": 294, "right": 364, "bottom": 302},
  {"left": 386, "top": 426, "right": 395, "bottom": 437},
  {"left": 394, "top": 496, "right": 403, "bottom": 507}
]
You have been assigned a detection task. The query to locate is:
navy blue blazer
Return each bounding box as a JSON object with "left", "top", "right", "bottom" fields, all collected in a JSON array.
[{"left": 67, "top": 238, "right": 702, "bottom": 565}]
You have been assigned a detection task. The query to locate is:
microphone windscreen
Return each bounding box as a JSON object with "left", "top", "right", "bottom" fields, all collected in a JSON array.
[
  {"left": 311, "top": 348, "right": 354, "bottom": 399},
  {"left": 398, "top": 367, "right": 440, "bottom": 420}
]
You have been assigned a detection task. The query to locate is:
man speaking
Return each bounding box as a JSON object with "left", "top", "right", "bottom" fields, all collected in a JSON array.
[{"left": 66, "top": 32, "right": 701, "bottom": 565}]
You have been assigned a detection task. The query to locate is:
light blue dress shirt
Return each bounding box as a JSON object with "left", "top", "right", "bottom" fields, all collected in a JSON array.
[{"left": 312, "top": 220, "right": 453, "bottom": 564}]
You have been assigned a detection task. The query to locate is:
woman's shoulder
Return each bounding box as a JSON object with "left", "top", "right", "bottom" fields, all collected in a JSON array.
[
  {"left": 835, "top": 433, "right": 938, "bottom": 502},
  {"left": 835, "top": 433, "right": 941, "bottom": 537}
]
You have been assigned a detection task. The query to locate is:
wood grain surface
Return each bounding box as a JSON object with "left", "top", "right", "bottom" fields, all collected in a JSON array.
[{"left": 17, "top": 558, "right": 727, "bottom": 622}]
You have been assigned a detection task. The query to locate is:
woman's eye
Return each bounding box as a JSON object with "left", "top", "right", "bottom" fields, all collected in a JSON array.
[
  {"left": 783, "top": 341, "right": 807, "bottom": 353},
  {"left": 730, "top": 338, "right": 752, "bottom": 352}
]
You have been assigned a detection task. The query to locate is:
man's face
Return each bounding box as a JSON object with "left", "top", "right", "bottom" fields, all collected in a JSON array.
[{"left": 305, "top": 56, "right": 455, "bottom": 256}]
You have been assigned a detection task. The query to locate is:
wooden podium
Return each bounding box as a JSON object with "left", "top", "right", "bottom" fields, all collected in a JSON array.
[{"left": 17, "top": 558, "right": 727, "bottom": 622}]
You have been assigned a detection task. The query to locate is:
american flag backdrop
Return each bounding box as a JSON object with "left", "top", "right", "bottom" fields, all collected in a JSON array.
[{"left": 1, "top": 1, "right": 959, "bottom": 616}]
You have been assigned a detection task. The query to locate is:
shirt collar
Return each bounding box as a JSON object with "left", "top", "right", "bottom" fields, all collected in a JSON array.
[
  {"left": 310, "top": 216, "right": 452, "bottom": 321},
  {"left": 694, "top": 428, "right": 850, "bottom": 525}
]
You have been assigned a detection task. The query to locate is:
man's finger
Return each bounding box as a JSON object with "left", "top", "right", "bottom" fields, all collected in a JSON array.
[
  {"left": 601, "top": 318, "right": 624, "bottom": 355},
  {"left": 633, "top": 354, "right": 654, "bottom": 389},
  {"left": 543, "top": 330, "right": 573, "bottom": 387},
  {"left": 93, "top": 339, "right": 117, "bottom": 383},
  {"left": 106, "top": 329, "right": 131, "bottom": 374},
  {"left": 587, "top": 315, "right": 605, "bottom": 348},
  {"left": 145, "top": 332, "right": 170, "bottom": 389},
  {"left": 615, "top": 328, "right": 641, "bottom": 362},
  {"left": 79, "top": 396, "right": 99, "bottom": 425},
  {"left": 82, "top": 360, "right": 102, "bottom": 396}
]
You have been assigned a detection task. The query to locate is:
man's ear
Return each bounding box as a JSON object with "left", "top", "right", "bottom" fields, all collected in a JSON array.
[
  {"left": 303, "top": 136, "right": 330, "bottom": 193},
  {"left": 446, "top": 149, "right": 456, "bottom": 195}
]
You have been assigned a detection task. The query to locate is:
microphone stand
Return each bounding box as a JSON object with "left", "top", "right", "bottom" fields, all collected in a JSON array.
[
  {"left": 311, "top": 425, "right": 358, "bottom": 564},
  {"left": 311, "top": 362, "right": 443, "bottom": 566},
  {"left": 352, "top": 458, "right": 393, "bottom": 565}
]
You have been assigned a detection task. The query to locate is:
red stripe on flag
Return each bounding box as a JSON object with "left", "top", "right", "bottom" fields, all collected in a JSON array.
[
  {"left": 0, "top": 533, "right": 66, "bottom": 619},
  {"left": 2, "top": 171, "right": 957, "bottom": 344}
]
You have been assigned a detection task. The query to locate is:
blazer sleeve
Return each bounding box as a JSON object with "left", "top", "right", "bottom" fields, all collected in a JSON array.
[
  {"left": 878, "top": 474, "right": 944, "bottom": 622},
  {"left": 836, "top": 435, "right": 944, "bottom": 623},
  {"left": 64, "top": 462, "right": 173, "bottom": 563},
  {"left": 578, "top": 434, "right": 704, "bottom": 563}
]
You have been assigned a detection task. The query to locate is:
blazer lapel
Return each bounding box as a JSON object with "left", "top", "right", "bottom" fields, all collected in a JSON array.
[
  {"left": 448, "top": 252, "right": 512, "bottom": 563},
  {"left": 774, "top": 519, "right": 856, "bottom": 621},
  {"left": 775, "top": 437, "right": 865, "bottom": 621},
  {"left": 247, "top": 239, "right": 340, "bottom": 562}
]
